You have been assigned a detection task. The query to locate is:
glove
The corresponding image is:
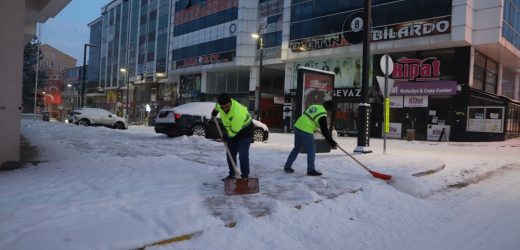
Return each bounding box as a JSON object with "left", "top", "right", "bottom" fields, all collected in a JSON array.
[
  {"left": 223, "top": 136, "right": 231, "bottom": 143},
  {"left": 211, "top": 109, "right": 219, "bottom": 117},
  {"left": 328, "top": 140, "right": 337, "bottom": 148}
]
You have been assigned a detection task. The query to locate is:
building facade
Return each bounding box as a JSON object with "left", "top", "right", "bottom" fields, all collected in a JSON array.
[
  {"left": 282, "top": 0, "right": 520, "bottom": 141},
  {"left": 87, "top": 17, "right": 105, "bottom": 109},
  {"left": 87, "top": 0, "right": 520, "bottom": 141},
  {"left": 94, "top": 0, "right": 171, "bottom": 124}
]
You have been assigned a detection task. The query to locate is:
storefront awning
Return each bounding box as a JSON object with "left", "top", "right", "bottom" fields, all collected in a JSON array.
[{"left": 390, "top": 81, "right": 457, "bottom": 96}]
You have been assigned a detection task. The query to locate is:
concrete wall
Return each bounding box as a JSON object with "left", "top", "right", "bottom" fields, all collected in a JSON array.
[{"left": 0, "top": 0, "right": 25, "bottom": 165}]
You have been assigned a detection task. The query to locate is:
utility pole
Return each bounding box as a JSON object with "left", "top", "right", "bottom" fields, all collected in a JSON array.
[{"left": 355, "top": 0, "right": 373, "bottom": 153}]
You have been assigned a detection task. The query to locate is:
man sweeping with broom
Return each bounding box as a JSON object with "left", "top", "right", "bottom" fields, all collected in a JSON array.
[
  {"left": 211, "top": 93, "right": 254, "bottom": 181},
  {"left": 284, "top": 100, "right": 337, "bottom": 176}
]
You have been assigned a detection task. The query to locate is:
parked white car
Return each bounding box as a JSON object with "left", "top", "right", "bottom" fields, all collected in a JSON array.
[{"left": 71, "top": 108, "right": 128, "bottom": 130}]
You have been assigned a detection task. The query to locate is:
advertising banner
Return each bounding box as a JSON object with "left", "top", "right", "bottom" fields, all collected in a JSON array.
[
  {"left": 296, "top": 67, "right": 335, "bottom": 116},
  {"left": 427, "top": 124, "right": 451, "bottom": 141},
  {"left": 290, "top": 16, "right": 451, "bottom": 53},
  {"left": 293, "top": 56, "right": 372, "bottom": 89},
  {"left": 175, "top": 51, "right": 235, "bottom": 69}
]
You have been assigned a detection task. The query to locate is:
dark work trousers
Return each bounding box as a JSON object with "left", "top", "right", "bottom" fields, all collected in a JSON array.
[
  {"left": 226, "top": 135, "right": 252, "bottom": 178},
  {"left": 284, "top": 128, "right": 316, "bottom": 172}
]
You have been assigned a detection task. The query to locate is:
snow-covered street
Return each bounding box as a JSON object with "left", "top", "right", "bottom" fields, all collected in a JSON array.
[{"left": 1, "top": 119, "right": 519, "bottom": 250}]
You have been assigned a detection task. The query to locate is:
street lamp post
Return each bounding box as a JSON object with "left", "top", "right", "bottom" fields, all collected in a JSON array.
[
  {"left": 120, "top": 68, "right": 131, "bottom": 122},
  {"left": 81, "top": 43, "right": 98, "bottom": 107},
  {"left": 252, "top": 33, "right": 263, "bottom": 121}
]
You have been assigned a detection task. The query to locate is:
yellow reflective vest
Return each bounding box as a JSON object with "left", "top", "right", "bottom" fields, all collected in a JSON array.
[
  {"left": 215, "top": 99, "right": 252, "bottom": 138},
  {"left": 294, "top": 104, "right": 327, "bottom": 134}
]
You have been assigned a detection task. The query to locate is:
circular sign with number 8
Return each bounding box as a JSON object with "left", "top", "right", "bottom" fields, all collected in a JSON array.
[{"left": 351, "top": 17, "right": 364, "bottom": 32}]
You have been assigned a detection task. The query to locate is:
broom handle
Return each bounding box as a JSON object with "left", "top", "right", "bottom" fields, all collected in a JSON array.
[
  {"left": 317, "top": 131, "right": 371, "bottom": 172},
  {"left": 336, "top": 145, "right": 372, "bottom": 173},
  {"left": 213, "top": 116, "right": 241, "bottom": 178}
]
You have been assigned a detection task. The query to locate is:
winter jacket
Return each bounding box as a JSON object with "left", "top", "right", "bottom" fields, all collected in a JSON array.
[
  {"left": 294, "top": 104, "right": 336, "bottom": 146},
  {"left": 214, "top": 99, "right": 253, "bottom": 139}
]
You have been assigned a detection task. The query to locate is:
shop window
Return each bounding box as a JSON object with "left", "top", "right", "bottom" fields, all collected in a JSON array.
[{"left": 467, "top": 106, "right": 505, "bottom": 133}]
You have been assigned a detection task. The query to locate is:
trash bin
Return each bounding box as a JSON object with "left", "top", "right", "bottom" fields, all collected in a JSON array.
[
  {"left": 42, "top": 112, "right": 50, "bottom": 122},
  {"left": 406, "top": 129, "right": 415, "bottom": 141}
]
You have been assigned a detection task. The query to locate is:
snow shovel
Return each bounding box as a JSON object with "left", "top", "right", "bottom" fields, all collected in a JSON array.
[
  {"left": 213, "top": 117, "right": 259, "bottom": 195},
  {"left": 336, "top": 144, "right": 392, "bottom": 180}
]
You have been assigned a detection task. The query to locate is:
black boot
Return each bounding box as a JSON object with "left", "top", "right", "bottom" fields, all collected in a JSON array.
[
  {"left": 284, "top": 167, "right": 295, "bottom": 173},
  {"left": 221, "top": 175, "right": 235, "bottom": 181},
  {"left": 307, "top": 170, "right": 322, "bottom": 176}
]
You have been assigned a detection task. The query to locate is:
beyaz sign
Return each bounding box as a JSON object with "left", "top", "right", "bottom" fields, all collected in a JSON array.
[{"left": 333, "top": 88, "right": 361, "bottom": 98}]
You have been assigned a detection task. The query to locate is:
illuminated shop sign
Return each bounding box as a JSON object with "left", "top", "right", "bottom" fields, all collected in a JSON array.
[
  {"left": 393, "top": 57, "right": 441, "bottom": 81},
  {"left": 390, "top": 81, "right": 457, "bottom": 96},
  {"left": 175, "top": 51, "right": 235, "bottom": 69},
  {"left": 372, "top": 17, "right": 450, "bottom": 42},
  {"left": 290, "top": 17, "right": 451, "bottom": 53}
]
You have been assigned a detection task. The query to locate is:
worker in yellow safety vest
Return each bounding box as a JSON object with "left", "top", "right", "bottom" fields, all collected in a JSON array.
[
  {"left": 211, "top": 93, "right": 253, "bottom": 181},
  {"left": 284, "top": 100, "right": 337, "bottom": 176}
]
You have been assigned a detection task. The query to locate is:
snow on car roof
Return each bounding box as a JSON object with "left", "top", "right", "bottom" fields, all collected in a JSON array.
[
  {"left": 170, "top": 102, "right": 216, "bottom": 118},
  {"left": 75, "top": 108, "right": 113, "bottom": 115},
  {"left": 162, "top": 102, "right": 268, "bottom": 129}
]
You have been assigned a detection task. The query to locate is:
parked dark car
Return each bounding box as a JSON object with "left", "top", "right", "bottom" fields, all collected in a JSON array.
[{"left": 154, "top": 102, "right": 269, "bottom": 142}]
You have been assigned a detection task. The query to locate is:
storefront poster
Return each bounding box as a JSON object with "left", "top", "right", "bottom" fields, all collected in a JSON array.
[
  {"left": 387, "top": 123, "right": 402, "bottom": 138},
  {"left": 404, "top": 96, "right": 428, "bottom": 107},
  {"left": 427, "top": 124, "right": 450, "bottom": 141},
  {"left": 302, "top": 70, "right": 334, "bottom": 109},
  {"left": 390, "top": 96, "right": 404, "bottom": 108}
]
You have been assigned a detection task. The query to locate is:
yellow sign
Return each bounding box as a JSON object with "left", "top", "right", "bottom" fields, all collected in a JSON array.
[{"left": 384, "top": 98, "right": 390, "bottom": 133}]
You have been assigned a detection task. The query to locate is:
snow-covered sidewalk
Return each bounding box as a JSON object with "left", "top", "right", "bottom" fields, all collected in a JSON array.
[{"left": 0, "top": 120, "right": 519, "bottom": 250}]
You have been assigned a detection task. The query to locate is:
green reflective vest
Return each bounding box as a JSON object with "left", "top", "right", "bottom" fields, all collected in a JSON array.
[
  {"left": 215, "top": 99, "right": 252, "bottom": 138},
  {"left": 294, "top": 104, "right": 327, "bottom": 134}
]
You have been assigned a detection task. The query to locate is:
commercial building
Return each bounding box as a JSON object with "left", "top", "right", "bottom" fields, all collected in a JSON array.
[
  {"left": 92, "top": 0, "right": 171, "bottom": 123},
  {"left": 86, "top": 0, "right": 520, "bottom": 141},
  {"left": 167, "top": 0, "right": 285, "bottom": 126},
  {"left": 87, "top": 17, "right": 105, "bottom": 109},
  {"left": 282, "top": 0, "right": 520, "bottom": 141},
  {"left": 0, "top": 0, "right": 71, "bottom": 168}
]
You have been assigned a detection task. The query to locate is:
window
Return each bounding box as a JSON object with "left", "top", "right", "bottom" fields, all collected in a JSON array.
[
  {"left": 502, "top": 68, "right": 515, "bottom": 98},
  {"left": 473, "top": 51, "right": 498, "bottom": 94},
  {"left": 467, "top": 106, "right": 505, "bottom": 133}
]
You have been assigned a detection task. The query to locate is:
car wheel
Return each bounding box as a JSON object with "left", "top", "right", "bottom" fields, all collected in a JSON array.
[
  {"left": 78, "top": 119, "right": 90, "bottom": 126},
  {"left": 252, "top": 129, "right": 264, "bottom": 142},
  {"left": 191, "top": 124, "right": 207, "bottom": 137},
  {"left": 114, "top": 122, "right": 125, "bottom": 130}
]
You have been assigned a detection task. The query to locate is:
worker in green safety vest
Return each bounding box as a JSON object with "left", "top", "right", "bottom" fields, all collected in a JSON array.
[
  {"left": 284, "top": 100, "right": 337, "bottom": 176},
  {"left": 211, "top": 93, "right": 253, "bottom": 181}
]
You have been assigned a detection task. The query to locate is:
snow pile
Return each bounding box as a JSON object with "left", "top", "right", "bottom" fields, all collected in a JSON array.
[{"left": 0, "top": 120, "right": 518, "bottom": 250}]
